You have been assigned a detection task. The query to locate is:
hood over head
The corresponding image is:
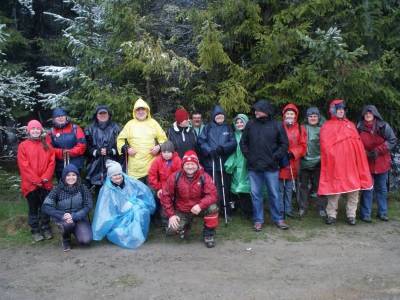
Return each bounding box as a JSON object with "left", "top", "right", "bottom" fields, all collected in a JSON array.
[
  {"left": 233, "top": 114, "right": 249, "bottom": 132},
  {"left": 132, "top": 98, "right": 151, "bottom": 120},
  {"left": 61, "top": 164, "right": 80, "bottom": 185},
  {"left": 92, "top": 104, "right": 112, "bottom": 122},
  {"left": 281, "top": 103, "right": 299, "bottom": 124},
  {"left": 328, "top": 100, "right": 347, "bottom": 119},
  {"left": 359, "top": 105, "right": 383, "bottom": 122},
  {"left": 211, "top": 105, "right": 226, "bottom": 121},
  {"left": 251, "top": 100, "right": 274, "bottom": 117}
]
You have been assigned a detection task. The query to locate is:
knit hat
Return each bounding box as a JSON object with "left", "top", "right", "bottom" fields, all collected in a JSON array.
[
  {"left": 182, "top": 150, "right": 199, "bottom": 166},
  {"left": 161, "top": 140, "right": 175, "bottom": 153},
  {"left": 174, "top": 109, "right": 190, "bottom": 124},
  {"left": 306, "top": 107, "right": 320, "bottom": 117},
  {"left": 52, "top": 108, "right": 67, "bottom": 119},
  {"left": 27, "top": 120, "right": 43, "bottom": 133},
  {"left": 61, "top": 164, "right": 80, "bottom": 185},
  {"left": 106, "top": 159, "right": 123, "bottom": 177}
]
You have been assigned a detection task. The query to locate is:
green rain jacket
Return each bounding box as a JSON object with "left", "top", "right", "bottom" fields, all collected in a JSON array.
[
  {"left": 300, "top": 115, "right": 326, "bottom": 170},
  {"left": 225, "top": 114, "right": 250, "bottom": 194}
]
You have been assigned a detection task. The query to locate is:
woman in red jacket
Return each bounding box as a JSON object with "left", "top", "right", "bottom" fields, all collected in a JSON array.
[
  {"left": 279, "top": 104, "right": 307, "bottom": 218},
  {"left": 17, "top": 120, "right": 56, "bottom": 242},
  {"left": 160, "top": 150, "right": 219, "bottom": 248},
  {"left": 357, "top": 105, "right": 397, "bottom": 222}
]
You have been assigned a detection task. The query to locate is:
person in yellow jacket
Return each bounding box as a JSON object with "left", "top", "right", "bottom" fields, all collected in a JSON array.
[{"left": 117, "top": 98, "right": 167, "bottom": 184}]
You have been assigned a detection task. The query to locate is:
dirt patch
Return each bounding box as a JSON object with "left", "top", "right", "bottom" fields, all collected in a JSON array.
[{"left": 1, "top": 220, "right": 400, "bottom": 300}]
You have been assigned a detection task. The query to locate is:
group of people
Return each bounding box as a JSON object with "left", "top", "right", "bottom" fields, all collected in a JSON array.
[{"left": 17, "top": 97, "right": 396, "bottom": 251}]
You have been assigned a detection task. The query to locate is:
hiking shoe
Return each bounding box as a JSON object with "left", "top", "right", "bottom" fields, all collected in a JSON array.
[
  {"left": 347, "top": 217, "right": 356, "bottom": 225},
  {"left": 326, "top": 216, "right": 336, "bottom": 225},
  {"left": 204, "top": 236, "right": 215, "bottom": 248},
  {"left": 32, "top": 232, "right": 44, "bottom": 242},
  {"left": 361, "top": 215, "right": 372, "bottom": 223},
  {"left": 42, "top": 229, "right": 53, "bottom": 240},
  {"left": 253, "top": 222, "right": 262, "bottom": 232},
  {"left": 274, "top": 221, "right": 289, "bottom": 230},
  {"left": 298, "top": 209, "right": 305, "bottom": 217},
  {"left": 318, "top": 210, "right": 327, "bottom": 217},
  {"left": 377, "top": 213, "right": 389, "bottom": 221},
  {"left": 179, "top": 229, "right": 190, "bottom": 239},
  {"left": 62, "top": 238, "right": 71, "bottom": 252}
]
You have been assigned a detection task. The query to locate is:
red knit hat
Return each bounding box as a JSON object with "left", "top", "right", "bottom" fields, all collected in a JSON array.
[
  {"left": 27, "top": 120, "right": 43, "bottom": 132},
  {"left": 182, "top": 150, "right": 199, "bottom": 166},
  {"left": 174, "top": 109, "right": 190, "bottom": 124}
]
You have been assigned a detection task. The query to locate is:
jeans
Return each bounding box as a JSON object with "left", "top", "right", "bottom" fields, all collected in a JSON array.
[
  {"left": 279, "top": 179, "right": 293, "bottom": 213},
  {"left": 360, "top": 171, "right": 388, "bottom": 217},
  {"left": 248, "top": 170, "right": 283, "bottom": 223}
]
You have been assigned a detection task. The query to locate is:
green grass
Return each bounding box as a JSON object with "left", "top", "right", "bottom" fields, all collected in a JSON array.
[{"left": 2, "top": 177, "right": 400, "bottom": 248}]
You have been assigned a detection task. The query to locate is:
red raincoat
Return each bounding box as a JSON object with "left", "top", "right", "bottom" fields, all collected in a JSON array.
[
  {"left": 279, "top": 104, "right": 307, "bottom": 179},
  {"left": 160, "top": 168, "right": 217, "bottom": 219},
  {"left": 318, "top": 100, "right": 372, "bottom": 195},
  {"left": 148, "top": 152, "right": 182, "bottom": 191}
]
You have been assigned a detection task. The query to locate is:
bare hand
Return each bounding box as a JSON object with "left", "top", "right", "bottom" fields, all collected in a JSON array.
[
  {"left": 168, "top": 215, "right": 180, "bottom": 229},
  {"left": 191, "top": 204, "right": 201, "bottom": 215},
  {"left": 157, "top": 190, "right": 162, "bottom": 198},
  {"left": 101, "top": 147, "right": 107, "bottom": 155},
  {"left": 150, "top": 144, "right": 161, "bottom": 156},
  {"left": 63, "top": 213, "right": 73, "bottom": 224},
  {"left": 127, "top": 148, "right": 136, "bottom": 156}
]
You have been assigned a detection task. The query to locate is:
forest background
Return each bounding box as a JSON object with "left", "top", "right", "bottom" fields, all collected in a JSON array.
[{"left": 1, "top": 0, "right": 400, "bottom": 158}]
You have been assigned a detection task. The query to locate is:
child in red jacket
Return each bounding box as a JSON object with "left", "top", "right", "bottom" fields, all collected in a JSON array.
[{"left": 148, "top": 141, "right": 182, "bottom": 227}]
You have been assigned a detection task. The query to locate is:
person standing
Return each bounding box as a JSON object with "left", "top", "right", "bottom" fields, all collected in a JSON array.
[
  {"left": 224, "top": 114, "right": 253, "bottom": 220},
  {"left": 319, "top": 100, "right": 373, "bottom": 225},
  {"left": 117, "top": 98, "right": 167, "bottom": 184},
  {"left": 42, "top": 164, "right": 93, "bottom": 252},
  {"left": 17, "top": 120, "right": 56, "bottom": 242},
  {"left": 278, "top": 104, "right": 307, "bottom": 218},
  {"left": 298, "top": 107, "right": 328, "bottom": 217},
  {"left": 160, "top": 151, "right": 219, "bottom": 248},
  {"left": 85, "top": 105, "right": 122, "bottom": 197},
  {"left": 240, "top": 99, "right": 289, "bottom": 231},
  {"left": 46, "top": 108, "right": 86, "bottom": 182},
  {"left": 357, "top": 105, "right": 397, "bottom": 222},
  {"left": 198, "top": 105, "right": 236, "bottom": 220},
  {"left": 190, "top": 110, "right": 205, "bottom": 136},
  {"left": 167, "top": 109, "right": 198, "bottom": 159}
]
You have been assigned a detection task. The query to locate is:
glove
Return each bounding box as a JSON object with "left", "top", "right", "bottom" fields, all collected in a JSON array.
[
  {"left": 366, "top": 150, "right": 378, "bottom": 160},
  {"left": 286, "top": 152, "right": 295, "bottom": 160},
  {"left": 216, "top": 146, "right": 224, "bottom": 155},
  {"left": 209, "top": 150, "right": 217, "bottom": 159}
]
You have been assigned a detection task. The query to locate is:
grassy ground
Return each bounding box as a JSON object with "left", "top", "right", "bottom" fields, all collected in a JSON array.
[{"left": 2, "top": 178, "right": 400, "bottom": 249}]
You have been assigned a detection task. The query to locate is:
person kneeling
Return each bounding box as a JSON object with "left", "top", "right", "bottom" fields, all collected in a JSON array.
[
  {"left": 91, "top": 160, "right": 156, "bottom": 249},
  {"left": 42, "top": 164, "right": 93, "bottom": 252},
  {"left": 160, "top": 151, "right": 219, "bottom": 248}
]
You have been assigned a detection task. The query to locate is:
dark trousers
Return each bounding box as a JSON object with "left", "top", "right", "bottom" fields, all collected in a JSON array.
[
  {"left": 57, "top": 219, "right": 93, "bottom": 244},
  {"left": 205, "top": 169, "right": 232, "bottom": 216},
  {"left": 234, "top": 193, "right": 253, "bottom": 214},
  {"left": 298, "top": 169, "right": 328, "bottom": 211},
  {"left": 26, "top": 189, "right": 51, "bottom": 234}
]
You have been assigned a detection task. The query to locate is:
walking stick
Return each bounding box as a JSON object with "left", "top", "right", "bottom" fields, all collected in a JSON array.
[
  {"left": 100, "top": 153, "right": 104, "bottom": 185},
  {"left": 289, "top": 164, "right": 300, "bottom": 214},
  {"left": 212, "top": 157, "right": 215, "bottom": 184},
  {"left": 124, "top": 139, "right": 129, "bottom": 174},
  {"left": 66, "top": 151, "right": 70, "bottom": 166},
  {"left": 219, "top": 155, "right": 228, "bottom": 227},
  {"left": 63, "top": 151, "right": 67, "bottom": 168}
]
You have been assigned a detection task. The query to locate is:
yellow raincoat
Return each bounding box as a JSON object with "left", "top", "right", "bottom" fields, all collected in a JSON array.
[{"left": 117, "top": 98, "right": 167, "bottom": 179}]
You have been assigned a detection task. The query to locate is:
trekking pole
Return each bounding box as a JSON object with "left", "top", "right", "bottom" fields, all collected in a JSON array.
[
  {"left": 63, "top": 151, "right": 67, "bottom": 168},
  {"left": 124, "top": 139, "right": 129, "bottom": 174},
  {"left": 212, "top": 157, "right": 215, "bottom": 184},
  {"left": 289, "top": 164, "right": 300, "bottom": 214},
  {"left": 66, "top": 151, "right": 70, "bottom": 166},
  {"left": 283, "top": 179, "right": 286, "bottom": 220},
  {"left": 218, "top": 155, "right": 228, "bottom": 227},
  {"left": 100, "top": 152, "right": 104, "bottom": 185}
]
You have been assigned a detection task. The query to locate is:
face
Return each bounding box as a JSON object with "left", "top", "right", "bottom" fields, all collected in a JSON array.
[
  {"left": 308, "top": 114, "right": 319, "bottom": 126},
  {"left": 364, "top": 110, "right": 375, "bottom": 124},
  {"left": 111, "top": 173, "right": 123, "bottom": 185},
  {"left": 136, "top": 107, "right": 147, "bottom": 121},
  {"left": 336, "top": 107, "right": 345, "bottom": 119},
  {"left": 183, "top": 162, "right": 198, "bottom": 177},
  {"left": 65, "top": 172, "right": 78, "bottom": 186},
  {"left": 29, "top": 127, "right": 42, "bottom": 138},
  {"left": 214, "top": 114, "right": 225, "bottom": 124},
  {"left": 162, "top": 151, "right": 173, "bottom": 161},
  {"left": 97, "top": 111, "right": 109, "bottom": 123},
  {"left": 254, "top": 110, "right": 268, "bottom": 118},
  {"left": 284, "top": 111, "right": 296, "bottom": 122},
  {"left": 178, "top": 118, "right": 190, "bottom": 128},
  {"left": 54, "top": 115, "right": 67, "bottom": 125},
  {"left": 191, "top": 114, "right": 203, "bottom": 128},
  {"left": 235, "top": 118, "right": 245, "bottom": 131}
]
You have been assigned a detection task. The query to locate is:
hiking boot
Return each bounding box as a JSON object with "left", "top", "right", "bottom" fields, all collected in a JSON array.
[
  {"left": 204, "top": 236, "right": 215, "bottom": 248},
  {"left": 347, "top": 217, "right": 356, "bottom": 225},
  {"left": 326, "top": 216, "right": 336, "bottom": 225},
  {"left": 179, "top": 229, "right": 190, "bottom": 239},
  {"left": 62, "top": 238, "right": 71, "bottom": 252},
  {"left": 361, "top": 215, "right": 372, "bottom": 223},
  {"left": 298, "top": 209, "right": 305, "bottom": 217},
  {"left": 253, "top": 222, "right": 262, "bottom": 232},
  {"left": 274, "top": 221, "right": 289, "bottom": 230},
  {"left": 32, "top": 232, "right": 44, "bottom": 242},
  {"left": 318, "top": 210, "right": 327, "bottom": 217},
  {"left": 285, "top": 212, "right": 296, "bottom": 219},
  {"left": 377, "top": 213, "right": 389, "bottom": 221},
  {"left": 42, "top": 229, "right": 53, "bottom": 240}
]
